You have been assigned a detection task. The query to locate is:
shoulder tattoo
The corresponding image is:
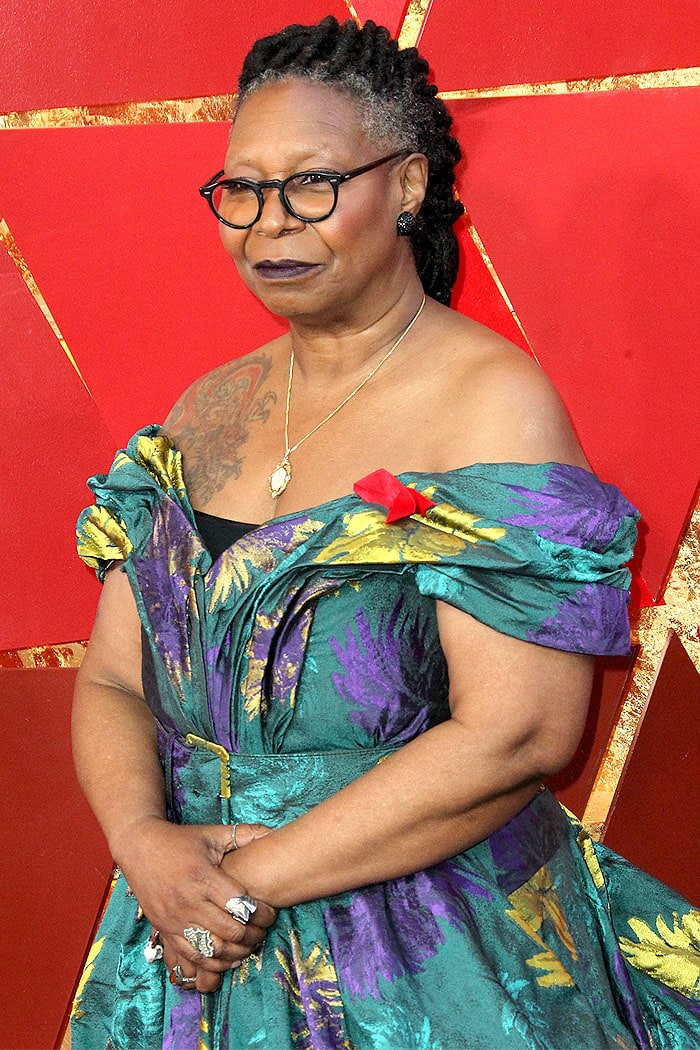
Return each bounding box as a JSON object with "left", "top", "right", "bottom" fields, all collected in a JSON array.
[{"left": 167, "top": 354, "right": 276, "bottom": 503}]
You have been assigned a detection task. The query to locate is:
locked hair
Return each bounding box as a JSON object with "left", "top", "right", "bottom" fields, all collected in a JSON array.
[{"left": 237, "top": 16, "right": 464, "bottom": 305}]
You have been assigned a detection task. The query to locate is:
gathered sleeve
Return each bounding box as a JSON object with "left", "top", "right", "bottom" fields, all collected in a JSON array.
[
  {"left": 343, "top": 463, "right": 639, "bottom": 657},
  {"left": 76, "top": 425, "right": 191, "bottom": 582}
]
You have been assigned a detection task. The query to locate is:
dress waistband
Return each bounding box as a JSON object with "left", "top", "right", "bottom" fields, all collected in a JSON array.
[
  {"left": 162, "top": 732, "right": 571, "bottom": 893},
  {"left": 165, "top": 732, "right": 402, "bottom": 828}
]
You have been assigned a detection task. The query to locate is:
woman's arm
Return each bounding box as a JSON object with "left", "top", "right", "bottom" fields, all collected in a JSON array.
[
  {"left": 222, "top": 607, "right": 593, "bottom": 908},
  {"left": 72, "top": 566, "right": 277, "bottom": 987}
]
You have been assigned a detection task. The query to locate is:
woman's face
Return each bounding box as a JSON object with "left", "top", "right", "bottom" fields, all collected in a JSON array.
[{"left": 219, "top": 79, "right": 415, "bottom": 320}]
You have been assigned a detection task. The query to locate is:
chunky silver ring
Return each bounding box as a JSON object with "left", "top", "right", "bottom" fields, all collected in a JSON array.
[
  {"left": 183, "top": 925, "right": 215, "bottom": 957},
  {"left": 231, "top": 823, "right": 240, "bottom": 850},
  {"left": 224, "top": 895, "right": 258, "bottom": 924}
]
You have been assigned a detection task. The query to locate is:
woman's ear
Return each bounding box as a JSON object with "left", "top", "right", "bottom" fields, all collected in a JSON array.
[{"left": 399, "top": 153, "right": 429, "bottom": 213}]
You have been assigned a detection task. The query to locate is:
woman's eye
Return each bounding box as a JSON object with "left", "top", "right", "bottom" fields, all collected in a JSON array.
[
  {"left": 222, "top": 182, "right": 253, "bottom": 199},
  {"left": 297, "top": 173, "right": 331, "bottom": 187}
]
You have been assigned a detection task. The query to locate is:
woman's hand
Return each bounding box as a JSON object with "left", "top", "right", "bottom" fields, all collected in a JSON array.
[
  {"left": 118, "top": 818, "right": 277, "bottom": 982},
  {"left": 149, "top": 821, "right": 275, "bottom": 992}
]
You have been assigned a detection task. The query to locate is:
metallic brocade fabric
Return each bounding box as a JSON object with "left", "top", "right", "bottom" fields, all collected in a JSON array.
[{"left": 72, "top": 427, "right": 699, "bottom": 1050}]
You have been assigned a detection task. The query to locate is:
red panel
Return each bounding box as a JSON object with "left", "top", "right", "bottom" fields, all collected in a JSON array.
[
  {"left": 0, "top": 124, "right": 287, "bottom": 446},
  {"left": 603, "top": 634, "right": 700, "bottom": 903},
  {"left": 451, "top": 89, "right": 700, "bottom": 597},
  {"left": 453, "top": 220, "right": 530, "bottom": 351},
  {"left": 0, "top": 668, "right": 113, "bottom": 1049},
  {"left": 0, "top": 0, "right": 348, "bottom": 113},
  {"left": 0, "top": 245, "right": 118, "bottom": 648},
  {"left": 351, "top": 1, "right": 408, "bottom": 37},
  {"left": 548, "top": 654, "right": 635, "bottom": 817},
  {"left": 420, "top": 0, "right": 700, "bottom": 90}
]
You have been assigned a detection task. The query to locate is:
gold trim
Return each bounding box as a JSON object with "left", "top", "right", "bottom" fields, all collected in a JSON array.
[
  {"left": 343, "top": 0, "right": 363, "bottom": 28},
  {"left": 463, "top": 216, "right": 541, "bottom": 366},
  {"left": 0, "top": 219, "right": 91, "bottom": 394},
  {"left": 398, "top": 0, "right": 432, "bottom": 50},
  {"left": 3, "top": 69, "right": 695, "bottom": 131},
  {"left": 583, "top": 490, "right": 700, "bottom": 834},
  {"left": 185, "top": 733, "right": 232, "bottom": 798},
  {"left": 0, "top": 95, "right": 234, "bottom": 129},
  {"left": 439, "top": 66, "right": 700, "bottom": 100},
  {"left": 0, "top": 642, "right": 87, "bottom": 668}
]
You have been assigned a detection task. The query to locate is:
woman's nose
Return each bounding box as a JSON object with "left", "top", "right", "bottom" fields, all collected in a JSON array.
[{"left": 255, "top": 187, "right": 304, "bottom": 235}]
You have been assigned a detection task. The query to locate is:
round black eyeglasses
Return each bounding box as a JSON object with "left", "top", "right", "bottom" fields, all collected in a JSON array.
[{"left": 199, "top": 150, "right": 410, "bottom": 229}]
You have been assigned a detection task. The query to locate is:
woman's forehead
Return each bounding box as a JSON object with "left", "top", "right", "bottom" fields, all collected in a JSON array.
[{"left": 227, "top": 79, "right": 369, "bottom": 167}]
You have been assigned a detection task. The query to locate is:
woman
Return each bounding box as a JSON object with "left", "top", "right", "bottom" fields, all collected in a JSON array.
[{"left": 71, "top": 17, "right": 699, "bottom": 1050}]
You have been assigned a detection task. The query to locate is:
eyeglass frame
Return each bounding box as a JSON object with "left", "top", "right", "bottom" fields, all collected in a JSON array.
[{"left": 199, "top": 149, "right": 411, "bottom": 229}]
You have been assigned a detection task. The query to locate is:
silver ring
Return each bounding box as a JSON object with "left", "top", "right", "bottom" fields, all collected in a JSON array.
[
  {"left": 224, "top": 895, "right": 258, "bottom": 924},
  {"left": 183, "top": 925, "right": 215, "bottom": 957},
  {"left": 171, "top": 964, "right": 197, "bottom": 987},
  {"left": 231, "top": 823, "right": 240, "bottom": 850}
]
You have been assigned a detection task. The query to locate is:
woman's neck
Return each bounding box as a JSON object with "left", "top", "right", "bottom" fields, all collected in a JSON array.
[{"left": 286, "top": 283, "right": 427, "bottom": 386}]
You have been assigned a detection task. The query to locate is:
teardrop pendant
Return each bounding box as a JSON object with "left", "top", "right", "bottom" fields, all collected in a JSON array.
[{"left": 269, "top": 458, "right": 291, "bottom": 499}]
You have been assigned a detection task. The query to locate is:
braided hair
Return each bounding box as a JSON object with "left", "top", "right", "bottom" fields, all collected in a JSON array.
[{"left": 237, "top": 17, "right": 464, "bottom": 306}]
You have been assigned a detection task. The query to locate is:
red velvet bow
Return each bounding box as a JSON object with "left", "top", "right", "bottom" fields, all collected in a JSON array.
[{"left": 354, "top": 469, "right": 435, "bottom": 523}]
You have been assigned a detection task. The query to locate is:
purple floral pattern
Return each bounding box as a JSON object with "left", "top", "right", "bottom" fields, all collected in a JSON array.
[
  {"left": 205, "top": 627, "right": 237, "bottom": 752},
  {"left": 504, "top": 464, "right": 637, "bottom": 550},
  {"left": 242, "top": 576, "right": 340, "bottom": 726},
  {"left": 489, "top": 793, "right": 567, "bottom": 895},
  {"left": 273, "top": 930, "right": 352, "bottom": 1050},
  {"left": 612, "top": 949, "right": 655, "bottom": 1050},
  {"left": 324, "top": 861, "right": 493, "bottom": 1000},
  {"left": 330, "top": 598, "right": 448, "bottom": 744},
  {"left": 163, "top": 989, "right": 202, "bottom": 1050},
  {"left": 133, "top": 499, "right": 203, "bottom": 703},
  {"left": 527, "top": 582, "right": 630, "bottom": 654}
]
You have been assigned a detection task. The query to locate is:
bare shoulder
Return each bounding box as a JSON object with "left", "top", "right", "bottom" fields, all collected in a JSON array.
[{"left": 428, "top": 307, "right": 589, "bottom": 470}]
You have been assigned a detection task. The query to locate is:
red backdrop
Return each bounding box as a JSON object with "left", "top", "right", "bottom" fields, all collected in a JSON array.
[{"left": 1, "top": 2, "right": 697, "bottom": 1046}]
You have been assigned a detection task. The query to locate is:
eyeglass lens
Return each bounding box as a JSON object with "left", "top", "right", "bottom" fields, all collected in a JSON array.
[{"left": 211, "top": 174, "right": 337, "bottom": 227}]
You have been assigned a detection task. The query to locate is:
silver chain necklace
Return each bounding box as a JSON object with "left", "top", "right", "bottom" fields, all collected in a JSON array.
[{"left": 269, "top": 294, "right": 426, "bottom": 499}]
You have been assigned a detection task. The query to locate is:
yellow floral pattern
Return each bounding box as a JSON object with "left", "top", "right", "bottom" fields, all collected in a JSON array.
[
  {"left": 132, "top": 431, "right": 188, "bottom": 505},
  {"left": 315, "top": 501, "right": 504, "bottom": 567},
  {"left": 70, "top": 935, "right": 105, "bottom": 1021},
  {"left": 209, "top": 518, "right": 322, "bottom": 611},
  {"left": 274, "top": 930, "right": 354, "bottom": 1050},
  {"left": 76, "top": 505, "right": 133, "bottom": 569},
  {"left": 576, "top": 824, "right": 606, "bottom": 890},
  {"left": 619, "top": 910, "right": 700, "bottom": 999},
  {"left": 507, "top": 865, "right": 578, "bottom": 987}
]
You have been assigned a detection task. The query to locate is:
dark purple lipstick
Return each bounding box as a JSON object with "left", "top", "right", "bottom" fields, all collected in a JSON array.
[{"left": 254, "top": 259, "right": 320, "bottom": 280}]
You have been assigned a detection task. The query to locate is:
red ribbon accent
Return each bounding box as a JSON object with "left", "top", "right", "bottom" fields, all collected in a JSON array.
[{"left": 354, "top": 469, "right": 435, "bottom": 523}]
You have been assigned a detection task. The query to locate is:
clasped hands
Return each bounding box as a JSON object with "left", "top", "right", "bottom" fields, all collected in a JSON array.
[{"left": 118, "top": 816, "right": 276, "bottom": 993}]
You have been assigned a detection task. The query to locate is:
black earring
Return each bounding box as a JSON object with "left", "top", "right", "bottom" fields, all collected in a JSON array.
[{"left": 396, "top": 211, "right": 417, "bottom": 237}]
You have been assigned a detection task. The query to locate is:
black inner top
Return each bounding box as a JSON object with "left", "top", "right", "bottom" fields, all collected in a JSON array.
[{"left": 194, "top": 509, "right": 259, "bottom": 562}]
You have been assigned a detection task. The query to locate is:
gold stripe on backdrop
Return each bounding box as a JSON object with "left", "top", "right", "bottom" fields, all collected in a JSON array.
[
  {"left": 0, "top": 94, "right": 234, "bottom": 129},
  {"left": 2, "top": 69, "right": 696, "bottom": 130},
  {"left": 398, "top": 0, "right": 432, "bottom": 50},
  {"left": 440, "top": 66, "right": 700, "bottom": 99},
  {"left": 0, "top": 219, "right": 91, "bottom": 395},
  {"left": 583, "top": 491, "right": 700, "bottom": 836},
  {"left": 0, "top": 642, "right": 88, "bottom": 668},
  {"left": 343, "top": 1, "right": 363, "bottom": 28},
  {"left": 462, "top": 216, "right": 541, "bottom": 366}
]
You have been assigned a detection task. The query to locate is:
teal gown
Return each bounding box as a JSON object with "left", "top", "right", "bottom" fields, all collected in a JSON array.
[{"left": 71, "top": 427, "right": 700, "bottom": 1050}]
